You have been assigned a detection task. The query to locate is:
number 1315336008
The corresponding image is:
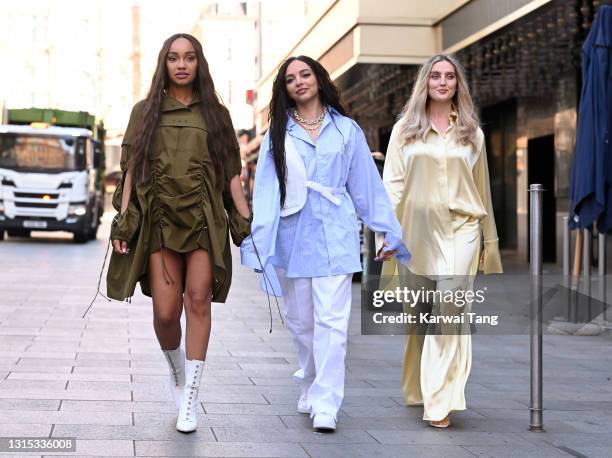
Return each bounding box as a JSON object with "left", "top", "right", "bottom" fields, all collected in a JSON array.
[{"left": 0, "top": 437, "right": 76, "bottom": 453}]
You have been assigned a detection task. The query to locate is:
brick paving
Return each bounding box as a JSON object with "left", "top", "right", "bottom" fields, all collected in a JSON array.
[{"left": 0, "top": 213, "right": 611, "bottom": 457}]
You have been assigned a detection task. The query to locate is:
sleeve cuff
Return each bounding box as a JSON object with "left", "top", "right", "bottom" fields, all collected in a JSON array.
[
  {"left": 228, "top": 207, "right": 251, "bottom": 247},
  {"left": 383, "top": 232, "right": 412, "bottom": 265},
  {"left": 240, "top": 235, "right": 260, "bottom": 270},
  {"left": 482, "top": 240, "right": 503, "bottom": 274},
  {"left": 110, "top": 204, "right": 141, "bottom": 242}
]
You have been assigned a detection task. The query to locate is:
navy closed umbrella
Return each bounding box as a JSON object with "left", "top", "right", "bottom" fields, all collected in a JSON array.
[{"left": 569, "top": 5, "right": 612, "bottom": 232}]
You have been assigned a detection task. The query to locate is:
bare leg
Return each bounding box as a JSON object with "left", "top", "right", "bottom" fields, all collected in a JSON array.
[
  {"left": 149, "top": 248, "right": 184, "bottom": 350},
  {"left": 183, "top": 249, "right": 213, "bottom": 361}
]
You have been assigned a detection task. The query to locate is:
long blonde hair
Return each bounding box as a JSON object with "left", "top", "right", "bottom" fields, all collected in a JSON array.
[{"left": 398, "top": 54, "right": 479, "bottom": 148}]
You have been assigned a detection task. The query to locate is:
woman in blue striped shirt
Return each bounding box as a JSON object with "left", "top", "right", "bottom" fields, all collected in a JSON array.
[{"left": 241, "top": 56, "right": 410, "bottom": 432}]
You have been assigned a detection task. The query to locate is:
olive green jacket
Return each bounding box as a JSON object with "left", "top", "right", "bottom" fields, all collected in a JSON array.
[{"left": 106, "top": 97, "right": 250, "bottom": 302}]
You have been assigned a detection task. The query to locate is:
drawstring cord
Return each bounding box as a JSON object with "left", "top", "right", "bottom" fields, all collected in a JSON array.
[
  {"left": 83, "top": 218, "right": 281, "bottom": 335},
  {"left": 251, "top": 237, "right": 283, "bottom": 332},
  {"left": 82, "top": 235, "right": 112, "bottom": 318},
  {"left": 159, "top": 224, "right": 174, "bottom": 285}
]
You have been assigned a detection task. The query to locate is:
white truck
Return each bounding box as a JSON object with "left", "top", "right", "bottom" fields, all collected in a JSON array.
[{"left": 0, "top": 108, "right": 105, "bottom": 243}]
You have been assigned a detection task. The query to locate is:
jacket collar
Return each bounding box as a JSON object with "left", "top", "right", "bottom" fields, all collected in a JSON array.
[{"left": 161, "top": 93, "right": 201, "bottom": 112}]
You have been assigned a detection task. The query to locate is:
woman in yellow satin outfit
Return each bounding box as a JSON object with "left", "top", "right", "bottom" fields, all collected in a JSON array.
[{"left": 378, "top": 54, "right": 503, "bottom": 428}]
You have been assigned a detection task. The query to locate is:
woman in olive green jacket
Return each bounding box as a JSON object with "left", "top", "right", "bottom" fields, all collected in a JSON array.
[{"left": 106, "top": 33, "right": 251, "bottom": 433}]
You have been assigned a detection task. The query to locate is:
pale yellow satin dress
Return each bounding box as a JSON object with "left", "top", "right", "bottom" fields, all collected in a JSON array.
[{"left": 378, "top": 114, "right": 503, "bottom": 421}]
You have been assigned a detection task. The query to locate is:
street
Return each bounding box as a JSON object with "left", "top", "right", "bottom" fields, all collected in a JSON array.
[{"left": 0, "top": 212, "right": 611, "bottom": 457}]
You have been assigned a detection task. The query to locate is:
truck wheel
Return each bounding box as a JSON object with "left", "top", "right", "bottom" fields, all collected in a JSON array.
[
  {"left": 73, "top": 231, "right": 89, "bottom": 244},
  {"left": 7, "top": 229, "right": 31, "bottom": 238},
  {"left": 88, "top": 224, "right": 99, "bottom": 241},
  {"left": 0, "top": 230, "right": 4, "bottom": 241}
]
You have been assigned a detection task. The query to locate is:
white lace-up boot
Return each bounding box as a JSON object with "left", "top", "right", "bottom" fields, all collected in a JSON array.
[
  {"left": 175, "top": 359, "right": 205, "bottom": 433},
  {"left": 162, "top": 346, "right": 185, "bottom": 409}
]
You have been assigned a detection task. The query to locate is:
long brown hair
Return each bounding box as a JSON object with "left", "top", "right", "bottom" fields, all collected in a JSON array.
[
  {"left": 129, "top": 33, "right": 236, "bottom": 188},
  {"left": 269, "top": 56, "right": 348, "bottom": 208}
]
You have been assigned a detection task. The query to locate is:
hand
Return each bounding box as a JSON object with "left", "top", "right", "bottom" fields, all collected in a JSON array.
[
  {"left": 112, "top": 239, "right": 129, "bottom": 255},
  {"left": 375, "top": 239, "right": 397, "bottom": 262}
]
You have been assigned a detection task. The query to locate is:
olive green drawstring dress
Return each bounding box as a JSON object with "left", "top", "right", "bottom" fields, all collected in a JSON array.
[{"left": 105, "top": 95, "right": 250, "bottom": 302}]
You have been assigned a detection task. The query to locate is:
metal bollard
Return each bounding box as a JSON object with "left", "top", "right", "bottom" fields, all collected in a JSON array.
[
  {"left": 599, "top": 233, "right": 607, "bottom": 324},
  {"left": 529, "top": 184, "right": 544, "bottom": 432},
  {"left": 583, "top": 228, "right": 592, "bottom": 276},
  {"left": 599, "top": 233, "right": 606, "bottom": 276},
  {"left": 583, "top": 228, "right": 592, "bottom": 320},
  {"left": 563, "top": 216, "right": 571, "bottom": 320},
  {"left": 563, "top": 216, "right": 570, "bottom": 277}
]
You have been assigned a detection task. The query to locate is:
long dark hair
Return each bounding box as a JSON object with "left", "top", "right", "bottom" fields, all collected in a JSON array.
[
  {"left": 129, "top": 33, "right": 236, "bottom": 188},
  {"left": 269, "top": 55, "right": 348, "bottom": 208}
]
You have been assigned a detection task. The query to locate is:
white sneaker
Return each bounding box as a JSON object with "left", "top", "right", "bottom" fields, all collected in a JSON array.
[
  {"left": 312, "top": 412, "right": 336, "bottom": 431},
  {"left": 176, "top": 359, "right": 204, "bottom": 433},
  {"left": 297, "top": 393, "right": 310, "bottom": 414}
]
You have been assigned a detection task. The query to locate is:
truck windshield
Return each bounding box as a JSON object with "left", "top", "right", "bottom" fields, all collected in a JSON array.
[{"left": 0, "top": 133, "right": 87, "bottom": 172}]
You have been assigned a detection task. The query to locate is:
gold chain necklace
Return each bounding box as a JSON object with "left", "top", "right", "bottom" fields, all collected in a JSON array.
[
  {"left": 298, "top": 122, "right": 322, "bottom": 132},
  {"left": 292, "top": 107, "right": 326, "bottom": 125}
]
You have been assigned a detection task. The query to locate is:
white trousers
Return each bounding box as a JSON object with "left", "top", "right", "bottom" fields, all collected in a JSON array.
[{"left": 276, "top": 270, "right": 352, "bottom": 420}]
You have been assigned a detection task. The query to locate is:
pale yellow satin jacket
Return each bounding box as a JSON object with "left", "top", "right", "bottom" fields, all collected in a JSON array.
[{"left": 379, "top": 116, "right": 503, "bottom": 277}]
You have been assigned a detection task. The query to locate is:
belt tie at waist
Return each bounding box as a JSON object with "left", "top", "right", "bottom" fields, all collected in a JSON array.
[{"left": 305, "top": 181, "right": 345, "bottom": 205}]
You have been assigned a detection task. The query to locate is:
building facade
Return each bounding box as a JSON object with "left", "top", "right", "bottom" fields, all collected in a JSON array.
[{"left": 255, "top": 0, "right": 611, "bottom": 266}]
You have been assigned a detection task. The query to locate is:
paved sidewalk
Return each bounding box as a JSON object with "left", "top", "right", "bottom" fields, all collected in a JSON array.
[{"left": 0, "top": 215, "right": 611, "bottom": 457}]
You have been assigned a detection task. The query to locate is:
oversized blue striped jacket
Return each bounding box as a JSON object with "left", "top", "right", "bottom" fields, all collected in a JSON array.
[{"left": 240, "top": 108, "right": 410, "bottom": 294}]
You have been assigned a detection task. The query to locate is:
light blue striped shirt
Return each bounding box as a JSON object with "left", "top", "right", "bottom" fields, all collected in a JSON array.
[{"left": 241, "top": 108, "right": 410, "bottom": 289}]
